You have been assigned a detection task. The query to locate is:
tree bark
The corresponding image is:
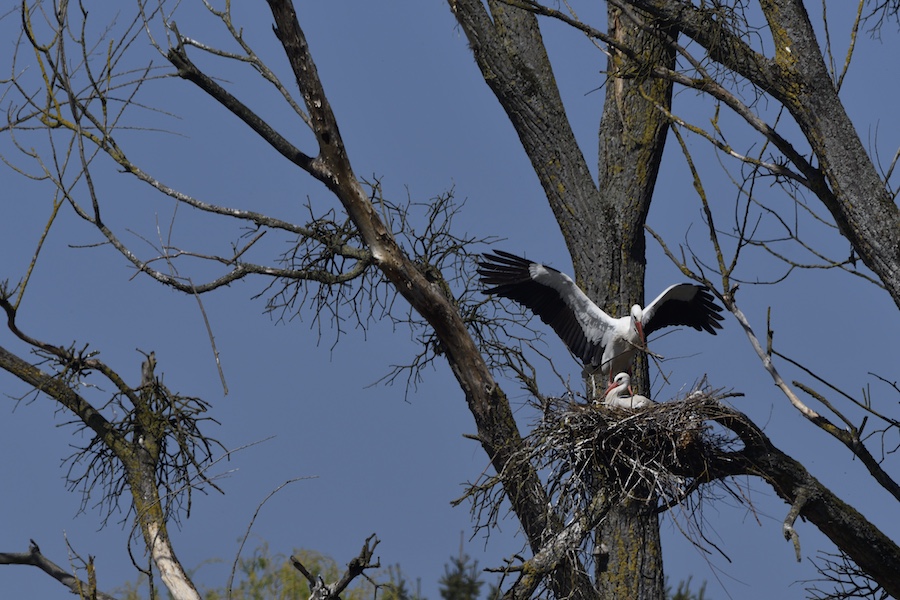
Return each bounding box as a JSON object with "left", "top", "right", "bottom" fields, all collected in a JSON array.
[
  {"left": 449, "top": 0, "right": 605, "bottom": 258},
  {"left": 592, "top": 5, "right": 674, "bottom": 598},
  {"left": 263, "top": 3, "right": 593, "bottom": 597},
  {"left": 621, "top": 0, "right": 900, "bottom": 309},
  {"left": 450, "top": 2, "right": 674, "bottom": 597},
  {"left": 0, "top": 541, "right": 117, "bottom": 600},
  {"left": 759, "top": 0, "right": 900, "bottom": 309},
  {"left": 0, "top": 343, "right": 201, "bottom": 600},
  {"left": 716, "top": 406, "right": 900, "bottom": 599}
]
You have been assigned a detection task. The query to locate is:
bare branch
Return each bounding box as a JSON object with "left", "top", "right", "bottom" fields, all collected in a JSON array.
[
  {"left": 0, "top": 286, "right": 226, "bottom": 598},
  {"left": 0, "top": 540, "right": 117, "bottom": 600},
  {"left": 228, "top": 478, "right": 314, "bottom": 598},
  {"left": 711, "top": 402, "right": 900, "bottom": 599},
  {"left": 807, "top": 550, "right": 886, "bottom": 600},
  {"left": 649, "top": 209, "right": 900, "bottom": 503},
  {"left": 291, "top": 534, "right": 381, "bottom": 600},
  {"left": 165, "top": 37, "right": 314, "bottom": 172},
  {"left": 783, "top": 486, "right": 811, "bottom": 563}
]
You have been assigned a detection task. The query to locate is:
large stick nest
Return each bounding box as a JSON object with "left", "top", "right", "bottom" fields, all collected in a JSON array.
[{"left": 527, "top": 391, "right": 743, "bottom": 516}]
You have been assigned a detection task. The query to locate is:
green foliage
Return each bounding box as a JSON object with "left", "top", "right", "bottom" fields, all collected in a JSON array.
[
  {"left": 483, "top": 582, "right": 501, "bottom": 600},
  {"left": 113, "top": 577, "right": 160, "bottom": 600},
  {"left": 666, "top": 576, "right": 709, "bottom": 600},
  {"left": 115, "top": 543, "right": 423, "bottom": 600},
  {"left": 380, "top": 563, "right": 423, "bottom": 600},
  {"left": 202, "top": 545, "right": 369, "bottom": 600},
  {"left": 438, "top": 552, "right": 483, "bottom": 600}
]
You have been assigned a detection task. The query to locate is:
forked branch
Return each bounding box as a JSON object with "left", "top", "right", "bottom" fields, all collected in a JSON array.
[
  {"left": 0, "top": 540, "right": 117, "bottom": 600},
  {"left": 291, "top": 534, "right": 381, "bottom": 600}
]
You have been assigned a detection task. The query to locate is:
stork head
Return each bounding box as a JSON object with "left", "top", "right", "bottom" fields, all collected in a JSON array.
[
  {"left": 605, "top": 372, "right": 631, "bottom": 397},
  {"left": 629, "top": 304, "right": 645, "bottom": 345}
]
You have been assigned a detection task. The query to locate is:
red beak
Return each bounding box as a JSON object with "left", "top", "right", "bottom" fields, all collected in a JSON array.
[
  {"left": 604, "top": 381, "right": 618, "bottom": 396},
  {"left": 635, "top": 319, "right": 646, "bottom": 347}
]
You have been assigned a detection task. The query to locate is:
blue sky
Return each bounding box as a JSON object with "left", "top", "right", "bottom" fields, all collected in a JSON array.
[{"left": 1, "top": 2, "right": 899, "bottom": 599}]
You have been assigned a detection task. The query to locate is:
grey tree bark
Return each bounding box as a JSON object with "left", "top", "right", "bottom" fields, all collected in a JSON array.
[
  {"left": 450, "top": 2, "right": 674, "bottom": 597},
  {"left": 450, "top": 0, "right": 900, "bottom": 598},
  {"left": 624, "top": 0, "right": 900, "bottom": 309}
]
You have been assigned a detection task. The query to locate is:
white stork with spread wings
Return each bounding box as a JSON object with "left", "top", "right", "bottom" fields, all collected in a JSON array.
[{"left": 477, "top": 250, "right": 723, "bottom": 381}]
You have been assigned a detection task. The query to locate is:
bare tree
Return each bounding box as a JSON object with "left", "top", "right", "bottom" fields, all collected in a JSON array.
[
  {"left": 451, "top": 1, "right": 900, "bottom": 597},
  {"left": 1, "top": 1, "right": 899, "bottom": 599},
  {"left": 0, "top": 294, "right": 217, "bottom": 600},
  {"left": 448, "top": 2, "right": 675, "bottom": 595}
]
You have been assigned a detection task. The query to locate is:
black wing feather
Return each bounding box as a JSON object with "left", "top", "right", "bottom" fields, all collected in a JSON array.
[
  {"left": 643, "top": 285, "right": 724, "bottom": 337},
  {"left": 477, "top": 250, "right": 598, "bottom": 364}
]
